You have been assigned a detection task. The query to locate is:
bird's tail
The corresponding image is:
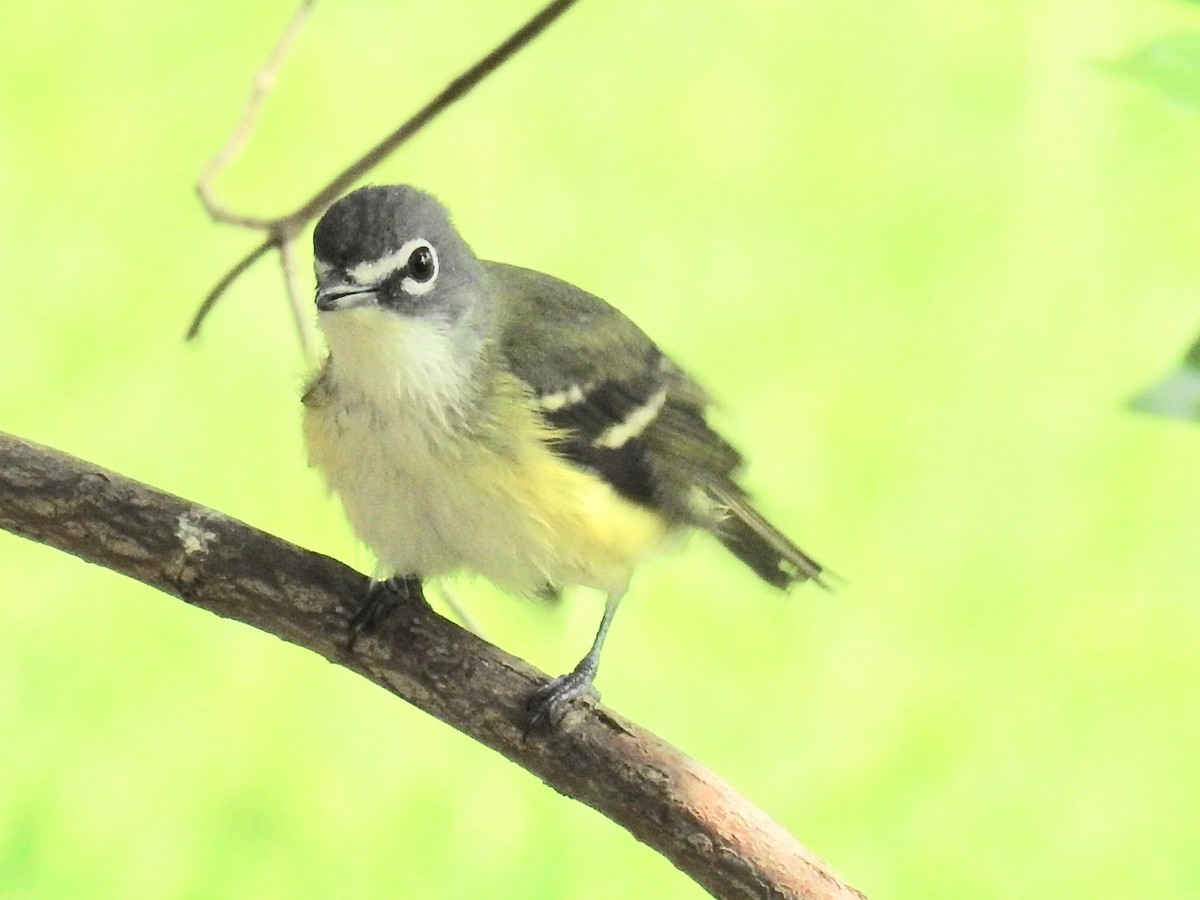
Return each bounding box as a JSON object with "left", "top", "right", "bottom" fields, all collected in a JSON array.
[{"left": 705, "top": 481, "right": 826, "bottom": 590}]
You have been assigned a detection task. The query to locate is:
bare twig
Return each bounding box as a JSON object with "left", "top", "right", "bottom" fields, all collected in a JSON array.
[
  {"left": 0, "top": 430, "right": 866, "bottom": 900},
  {"left": 433, "top": 581, "right": 486, "bottom": 638},
  {"left": 186, "top": 237, "right": 273, "bottom": 341},
  {"left": 189, "top": 0, "right": 580, "bottom": 351},
  {"left": 288, "top": 0, "right": 580, "bottom": 226},
  {"left": 277, "top": 236, "right": 317, "bottom": 360},
  {"left": 196, "top": 0, "right": 317, "bottom": 229}
]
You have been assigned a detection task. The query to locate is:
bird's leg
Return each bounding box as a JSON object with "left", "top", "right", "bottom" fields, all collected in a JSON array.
[
  {"left": 347, "top": 575, "right": 425, "bottom": 649},
  {"left": 527, "top": 588, "right": 624, "bottom": 733}
]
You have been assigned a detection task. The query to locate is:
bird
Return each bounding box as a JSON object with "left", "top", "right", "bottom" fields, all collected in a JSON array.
[{"left": 301, "top": 184, "right": 825, "bottom": 730}]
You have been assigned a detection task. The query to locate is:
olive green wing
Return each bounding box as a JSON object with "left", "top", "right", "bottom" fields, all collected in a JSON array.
[{"left": 486, "top": 261, "right": 823, "bottom": 587}]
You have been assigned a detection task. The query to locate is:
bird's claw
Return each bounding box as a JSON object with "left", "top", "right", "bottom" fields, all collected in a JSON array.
[
  {"left": 347, "top": 576, "right": 423, "bottom": 649},
  {"left": 525, "top": 666, "right": 600, "bottom": 735}
]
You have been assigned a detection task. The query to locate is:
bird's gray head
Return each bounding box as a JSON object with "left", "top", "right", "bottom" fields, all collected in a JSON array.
[
  {"left": 311, "top": 186, "right": 495, "bottom": 410},
  {"left": 312, "top": 185, "right": 486, "bottom": 326}
]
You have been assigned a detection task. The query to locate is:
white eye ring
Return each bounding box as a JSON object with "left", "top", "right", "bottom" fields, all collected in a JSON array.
[{"left": 398, "top": 238, "right": 438, "bottom": 296}]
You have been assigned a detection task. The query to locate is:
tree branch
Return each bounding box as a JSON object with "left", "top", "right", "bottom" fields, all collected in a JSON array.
[{"left": 0, "top": 430, "right": 865, "bottom": 900}]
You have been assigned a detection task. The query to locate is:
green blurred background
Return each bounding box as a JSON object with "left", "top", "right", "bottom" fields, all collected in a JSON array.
[{"left": 3, "top": 1, "right": 1199, "bottom": 897}]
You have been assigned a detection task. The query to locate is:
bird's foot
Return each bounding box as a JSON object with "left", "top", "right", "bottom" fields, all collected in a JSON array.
[
  {"left": 525, "top": 662, "right": 600, "bottom": 735},
  {"left": 347, "top": 575, "right": 424, "bottom": 650}
]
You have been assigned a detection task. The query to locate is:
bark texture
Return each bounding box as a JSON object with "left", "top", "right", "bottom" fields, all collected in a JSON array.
[{"left": 0, "top": 430, "right": 865, "bottom": 900}]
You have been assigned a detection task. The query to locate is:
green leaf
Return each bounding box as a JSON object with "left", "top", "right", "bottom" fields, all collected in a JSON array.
[
  {"left": 1107, "top": 33, "right": 1200, "bottom": 111},
  {"left": 1130, "top": 368, "right": 1200, "bottom": 421},
  {"left": 1184, "top": 332, "right": 1200, "bottom": 368},
  {"left": 1131, "top": 333, "right": 1200, "bottom": 422}
]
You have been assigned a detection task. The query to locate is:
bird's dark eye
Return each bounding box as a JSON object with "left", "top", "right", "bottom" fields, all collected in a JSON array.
[
  {"left": 396, "top": 238, "right": 439, "bottom": 296},
  {"left": 407, "top": 245, "right": 436, "bottom": 283}
]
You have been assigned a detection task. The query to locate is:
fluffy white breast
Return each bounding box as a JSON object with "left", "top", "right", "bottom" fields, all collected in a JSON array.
[
  {"left": 317, "top": 306, "right": 473, "bottom": 425},
  {"left": 304, "top": 306, "right": 668, "bottom": 596},
  {"left": 306, "top": 307, "right": 477, "bottom": 575}
]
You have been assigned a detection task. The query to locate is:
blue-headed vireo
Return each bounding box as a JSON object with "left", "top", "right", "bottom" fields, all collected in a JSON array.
[{"left": 303, "top": 185, "right": 825, "bottom": 730}]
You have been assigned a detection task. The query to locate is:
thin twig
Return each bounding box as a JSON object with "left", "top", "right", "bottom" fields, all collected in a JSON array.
[
  {"left": 289, "top": 0, "right": 580, "bottom": 226},
  {"left": 186, "top": 238, "right": 273, "bottom": 341},
  {"left": 189, "top": 0, "right": 580, "bottom": 348},
  {"left": 278, "top": 237, "right": 318, "bottom": 361},
  {"left": 196, "top": 0, "right": 317, "bottom": 229},
  {"left": 0, "top": 430, "right": 866, "bottom": 900},
  {"left": 433, "top": 581, "right": 486, "bottom": 638}
]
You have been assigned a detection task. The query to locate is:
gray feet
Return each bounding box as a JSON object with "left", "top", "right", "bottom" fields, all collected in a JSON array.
[
  {"left": 347, "top": 575, "right": 424, "bottom": 649},
  {"left": 526, "top": 588, "right": 623, "bottom": 733},
  {"left": 526, "top": 662, "right": 600, "bottom": 734}
]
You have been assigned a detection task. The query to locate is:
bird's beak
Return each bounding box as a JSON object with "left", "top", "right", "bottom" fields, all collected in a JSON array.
[{"left": 315, "top": 282, "right": 379, "bottom": 312}]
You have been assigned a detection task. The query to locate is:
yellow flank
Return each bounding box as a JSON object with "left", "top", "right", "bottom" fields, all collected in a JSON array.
[
  {"left": 484, "top": 388, "right": 669, "bottom": 593},
  {"left": 302, "top": 309, "right": 669, "bottom": 597}
]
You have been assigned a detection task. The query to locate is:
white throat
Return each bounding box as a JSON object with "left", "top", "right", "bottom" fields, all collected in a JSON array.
[{"left": 319, "top": 307, "right": 476, "bottom": 427}]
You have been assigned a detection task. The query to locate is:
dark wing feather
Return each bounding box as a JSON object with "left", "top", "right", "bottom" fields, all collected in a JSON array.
[{"left": 486, "top": 261, "right": 823, "bottom": 588}]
